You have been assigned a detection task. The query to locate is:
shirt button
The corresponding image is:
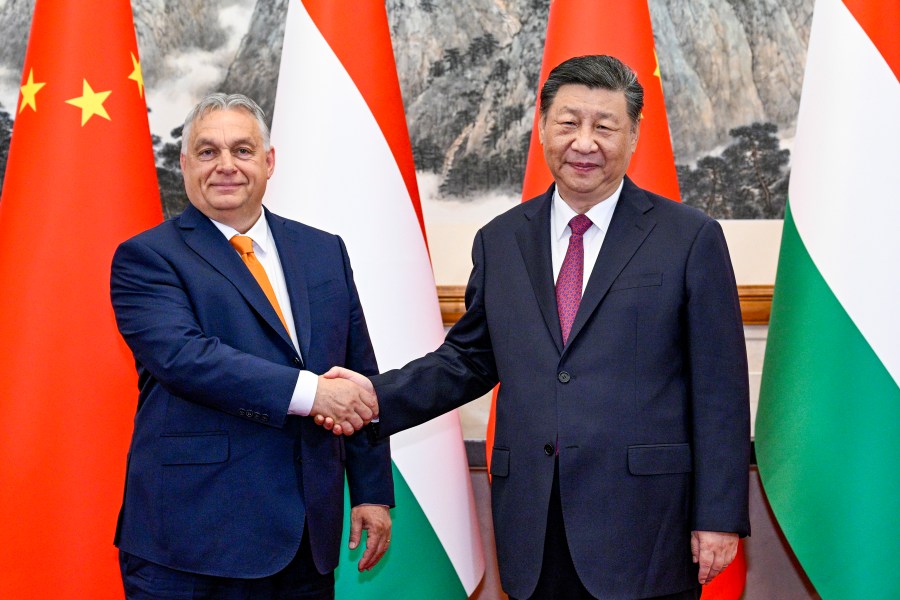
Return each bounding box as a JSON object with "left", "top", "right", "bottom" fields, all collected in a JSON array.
[
  {"left": 543, "top": 443, "right": 554, "bottom": 456},
  {"left": 558, "top": 371, "right": 571, "bottom": 383}
]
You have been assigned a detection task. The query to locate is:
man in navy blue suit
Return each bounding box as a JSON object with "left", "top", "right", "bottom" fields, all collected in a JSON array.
[
  {"left": 324, "top": 56, "right": 751, "bottom": 600},
  {"left": 111, "top": 93, "right": 393, "bottom": 599}
]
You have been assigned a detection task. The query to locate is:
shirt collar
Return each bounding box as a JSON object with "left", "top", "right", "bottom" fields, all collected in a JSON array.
[
  {"left": 209, "top": 208, "right": 273, "bottom": 256},
  {"left": 552, "top": 179, "right": 623, "bottom": 241}
]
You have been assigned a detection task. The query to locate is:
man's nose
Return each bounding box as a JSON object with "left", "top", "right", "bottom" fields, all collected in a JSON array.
[
  {"left": 216, "top": 152, "right": 237, "bottom": 172},
  {"left": 572, "top": 125, "right": 598, "bottom": 153}
]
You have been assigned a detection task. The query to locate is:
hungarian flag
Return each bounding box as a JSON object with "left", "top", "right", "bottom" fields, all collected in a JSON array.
[
  {"left": 487, "top": 1, "right": 746, "bottom": 597},
  {"left": 756, "top": 0, "right": 900, "bottom": 598},
  {"left": 264, "top": 1, "right": 484, "bottom": 597},
  {"left": 0, "top": 1, "right": 161, "bottom": 598}
]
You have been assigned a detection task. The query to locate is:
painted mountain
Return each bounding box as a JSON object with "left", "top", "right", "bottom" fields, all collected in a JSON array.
[{"left": 0, "top": 0, "right": 812, "bottom": 218}]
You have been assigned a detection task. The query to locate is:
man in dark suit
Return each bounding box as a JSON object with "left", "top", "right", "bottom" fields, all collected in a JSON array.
[
  {"left": 323, "top": 56, "right": 750, "bottom": 599},
  {"left": 111, "top": 93, "right": 394, "bottom": 599}
]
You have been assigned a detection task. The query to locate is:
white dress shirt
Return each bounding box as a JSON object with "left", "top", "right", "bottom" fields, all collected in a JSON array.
[
  {"left": 550, "top": 180, "right": 623, "bottom": 292},
  {"left": 210, "top": 209, "right": 318, "bottom": 416}
]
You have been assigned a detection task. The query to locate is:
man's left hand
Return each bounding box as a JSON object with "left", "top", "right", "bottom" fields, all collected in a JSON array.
[
  {"left": 349, "top": 505, "right": 392, "bottom": 572},
  {"left": 691, "top": 530, "right": 739, "bottom": 585}
]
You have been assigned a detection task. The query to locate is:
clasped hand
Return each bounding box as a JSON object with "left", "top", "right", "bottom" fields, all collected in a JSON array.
[{"left": 311, "top": 367, "right": 377, "bottom": 435}]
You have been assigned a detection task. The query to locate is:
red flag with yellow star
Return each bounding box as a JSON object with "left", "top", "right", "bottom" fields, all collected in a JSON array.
[
  {"left": 0, "top": 1, "right": 161, "bottom": 597},
  {"left": 519, "top": 0, "right": 680, "bottom": 201},
  {"left": 488, "top": 1, "right": 746, "bottom": 597}
]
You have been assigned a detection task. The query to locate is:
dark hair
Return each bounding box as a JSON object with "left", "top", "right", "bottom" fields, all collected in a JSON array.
[{"left": 539, "top": 55, "right": 643, "bottom": 128}]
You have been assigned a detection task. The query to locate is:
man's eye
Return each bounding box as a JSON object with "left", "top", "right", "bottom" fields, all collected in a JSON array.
[
  {"left": 198, "top": 149, "right": 215, "bottom": 159},
  {"left": 236, "top": 148, "right": 252, "bottom": 156}
]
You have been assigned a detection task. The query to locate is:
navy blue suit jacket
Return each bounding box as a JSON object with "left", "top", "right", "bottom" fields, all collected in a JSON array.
[
  {"left": 373, "top": 178, "right": 750, "bottom": 599},
  {"left": 111, "top": 204, "right": 393, "bottom": 578}
]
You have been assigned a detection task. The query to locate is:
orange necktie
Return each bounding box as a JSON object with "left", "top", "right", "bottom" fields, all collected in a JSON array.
[{"left": 229, "top": 235, "right": 289, "bottom": 333}]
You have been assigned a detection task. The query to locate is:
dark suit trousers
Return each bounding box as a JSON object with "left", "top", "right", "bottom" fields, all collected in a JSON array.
[
  {"left": 119, "top": 525, "right": 333, "bottom": 600},
  {"left": 513, "top": 460, "right": 702, "bottom": 600}
]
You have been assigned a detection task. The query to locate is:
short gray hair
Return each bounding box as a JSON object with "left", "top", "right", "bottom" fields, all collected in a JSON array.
[
  {"left": 181, "top": 93, "right": 270, "bottom": 153},
  {"left": 539, "top": 55, "right": 644, "bottom": 129}
]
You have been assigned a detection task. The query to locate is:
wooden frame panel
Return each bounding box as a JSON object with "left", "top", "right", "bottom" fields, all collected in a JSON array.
[{"left": 437, "top": 285, "right": 772, "bottom": 326}]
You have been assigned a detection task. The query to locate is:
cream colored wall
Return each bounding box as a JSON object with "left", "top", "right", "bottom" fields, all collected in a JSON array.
[
  {"left": 719, "top": 220, "right": 783, "bottom": 284},
  {"left": 745, "top": 325, "right": 768, "bottom": 438}
]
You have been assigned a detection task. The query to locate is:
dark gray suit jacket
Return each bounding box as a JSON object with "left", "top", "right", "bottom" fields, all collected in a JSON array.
[{"left": 373, "top": 178, "right": 750, "bottom": 599}]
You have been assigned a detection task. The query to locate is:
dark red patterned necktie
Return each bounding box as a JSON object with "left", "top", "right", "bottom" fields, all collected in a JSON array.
[{"left": 556, "top": 214, "right": 593, "bottom": 346}]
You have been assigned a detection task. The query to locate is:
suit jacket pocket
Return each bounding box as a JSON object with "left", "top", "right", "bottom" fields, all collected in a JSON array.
[
  {"left": 609, "top": 272, "right": 662, "bottom": 292},
  {"left": 309, "top": 279, "right": 344, "bottom": 304},
  {"left": 160, "top": 432, "right": 229, "bottom": 465},
  {"left": 627, "top": 443, "right": 692, "bottom": 475},
  {"left": 490, "top": 447, "right": 510, "bottom": 478}
]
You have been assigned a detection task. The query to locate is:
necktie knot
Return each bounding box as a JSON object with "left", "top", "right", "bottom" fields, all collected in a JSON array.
[
  {"left": 229, "top": 235, "right": 254, "bottom": 255},
  {"left": 568, "top": 214, "right": 593, "bottom": 237}
]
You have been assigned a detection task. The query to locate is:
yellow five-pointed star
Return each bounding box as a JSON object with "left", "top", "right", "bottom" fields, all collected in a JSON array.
[
  {"left": 65, "top": 79, "right": 112, "bottom": 126},
  {"left": 19, "top": 68, "right": 46, "bottom": 114},
  {"left": 128, "top": 52, "right": 144, "bottom": 98}
]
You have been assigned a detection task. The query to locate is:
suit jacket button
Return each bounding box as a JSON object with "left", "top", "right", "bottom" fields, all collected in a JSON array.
[
  {"left": 238, "top": 408, "right": 246, "bottom": 417},
  {"left": 293, "top": 356, "right": 301, "bottom": 366},
  {"left": 544, "top": 443, "right": 554, "bottom": 456},
  {"left": 558, "top": 371, "right": 571, "bottom": 383},
  {"left": 261, "top": 414, "right": 269, "bottom": 423}
]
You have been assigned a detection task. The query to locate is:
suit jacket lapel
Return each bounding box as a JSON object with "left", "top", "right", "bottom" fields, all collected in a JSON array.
[
  {"left": 178, "top": 204, "right": 296, "bottom": 353},
  {"left": 565, "top": 177, "right": 656, "bottom": 351},
  {"left": 266, "top": 209, "right": 312, "bottom": 362},
  {"left": 516, "top": 186, "right": 564, "bottom": 354}
]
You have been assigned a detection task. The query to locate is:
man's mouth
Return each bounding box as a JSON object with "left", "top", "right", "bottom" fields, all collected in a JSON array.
[{"left": 568, "top": 161, "right": 599, "bottom": 173}]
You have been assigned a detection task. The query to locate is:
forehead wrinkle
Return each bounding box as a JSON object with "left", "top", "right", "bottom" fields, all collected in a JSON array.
[
  {"left": 191, "top": 134, "right": 258, "bottom": 150},
  {"left": 554, "top": 103, "right": 622, "bottom": 121}
]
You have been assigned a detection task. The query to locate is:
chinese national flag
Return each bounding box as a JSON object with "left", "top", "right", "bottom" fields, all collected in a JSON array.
[
  {"left": 0, "top": 1, "right": 161, "bottom": 597},
  {"left": 519, "top": 0, "right": 680, "bottom": 201},
  {"left": 487, "top": 1, "right": 746, "bottom": 598}
]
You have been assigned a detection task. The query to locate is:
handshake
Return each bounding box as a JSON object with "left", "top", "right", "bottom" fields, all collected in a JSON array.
[{"left": 310, "top": 367, "right": 378, "bottom": 436}]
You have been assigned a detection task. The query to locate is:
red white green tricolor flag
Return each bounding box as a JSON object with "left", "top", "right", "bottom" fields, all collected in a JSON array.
[
  {"left": 265, "top": 1, "right": 484, "bottom": 597},
  {"left": 756, "top": 0, "right": 900, "bottom": 598}
]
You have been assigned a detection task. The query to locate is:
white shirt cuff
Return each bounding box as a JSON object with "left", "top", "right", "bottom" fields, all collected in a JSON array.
[{"left": 287, "top": 370, "right": 319, "bottom": 416}]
